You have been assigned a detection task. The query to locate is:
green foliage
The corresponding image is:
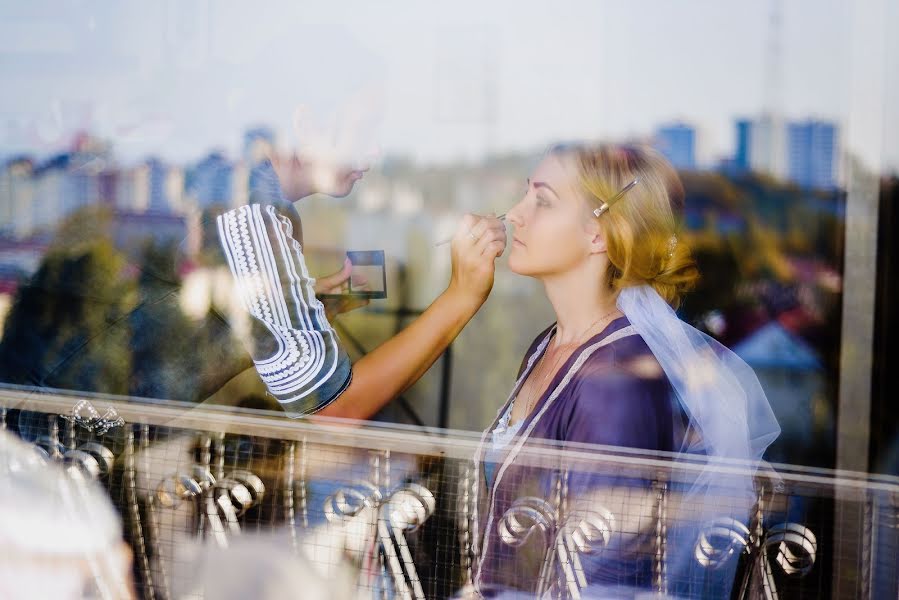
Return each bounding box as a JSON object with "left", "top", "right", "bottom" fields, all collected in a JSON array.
[{"left": 0, "top": 232, "right": 134, "bottom": 394}]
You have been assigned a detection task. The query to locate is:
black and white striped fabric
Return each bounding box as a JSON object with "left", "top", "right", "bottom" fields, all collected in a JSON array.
[{"left": 214, "top": 162, "right": 352, "bottom": 416}]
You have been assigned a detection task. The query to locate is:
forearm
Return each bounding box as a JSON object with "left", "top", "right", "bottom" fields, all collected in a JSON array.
[{"left": 316, "top": 287, "right": 482, "bottom": 420}]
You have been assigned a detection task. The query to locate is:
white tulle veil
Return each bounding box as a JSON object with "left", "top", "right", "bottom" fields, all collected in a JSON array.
[{"left": 617, "top": 284, "right": 781, "bottom": 594}]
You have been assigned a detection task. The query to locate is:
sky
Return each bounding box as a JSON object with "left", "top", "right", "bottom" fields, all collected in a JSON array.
[{"left": 1, "top": 0, "right": 896, "bottom": 173}]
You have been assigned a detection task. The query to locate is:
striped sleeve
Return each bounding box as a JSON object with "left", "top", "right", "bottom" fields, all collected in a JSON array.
[{"left": 215, "top": 202, "right": 352, "bottom": 417}]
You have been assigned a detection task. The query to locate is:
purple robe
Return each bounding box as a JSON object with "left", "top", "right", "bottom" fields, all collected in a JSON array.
[{"left": 470, "top": 316, "right": 683, "bottom": 596}]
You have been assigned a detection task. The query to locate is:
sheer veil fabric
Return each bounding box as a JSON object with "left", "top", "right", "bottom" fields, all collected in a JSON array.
[{"left": 617, "top": 284, "right": 781, "bottom": 593}]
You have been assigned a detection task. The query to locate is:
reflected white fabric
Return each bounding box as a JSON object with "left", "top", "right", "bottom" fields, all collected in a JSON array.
[{"left": 617, "top": 285, "right": 780, "bottom": 470}]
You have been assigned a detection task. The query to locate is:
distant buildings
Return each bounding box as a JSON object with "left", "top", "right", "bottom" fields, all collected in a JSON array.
[
  {"left": 730, "top": 116, "right": 838, "bottom": 189},
  {"left": 0, "top": 157, "right": 34, "bottom": 238},
  {"left": 145, "top": 157, "right": 184, "bottom": 213},
  {"left": 654, "top": 123, "right": 696, "bottom": 171},
  {"left": 787, "top": 120, "right": 837, "bottom": 189},
  {"left": 734, "top": 119, "right": 753, "bottom": 173},
  {"left": 186, "top": 152, "right": 233, "bottom": 208},
  {"left": 652, "top": 116, "right": 839, "bottom": 189}
]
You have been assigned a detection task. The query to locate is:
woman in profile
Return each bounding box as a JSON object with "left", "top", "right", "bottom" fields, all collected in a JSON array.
[{"left": 467, "top": 144, "right": 780, "bottom": 598}]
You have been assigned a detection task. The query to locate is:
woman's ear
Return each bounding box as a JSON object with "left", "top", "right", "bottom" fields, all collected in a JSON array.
[{"left": 588, "top": 225, "right": 608, "bottom": 255}]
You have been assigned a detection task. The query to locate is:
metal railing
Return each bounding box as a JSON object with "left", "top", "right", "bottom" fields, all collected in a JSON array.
[{"left": 1, "top": 384, "right": 897, "bottom": 599}]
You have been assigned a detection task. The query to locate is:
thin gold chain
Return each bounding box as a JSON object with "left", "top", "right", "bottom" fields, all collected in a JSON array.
[{"left": 514, "top": 307, "right": 620, "bottom": 422}]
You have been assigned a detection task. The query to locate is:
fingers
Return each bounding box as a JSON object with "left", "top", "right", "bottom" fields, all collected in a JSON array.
[
  {"left": 448, "top": 213, "right": 504, "bottom": 303},
  {"left": 455, "top": 214, "right": 479, "bottom": 246},
  {"left": 313, "top": 258, "right": 353, "bottom": 294},
  {"left": 452, "top": 213, "right": 506, "bottom": 261},
  {"left": 475, "top": 223, "right": 507, "bottom": 257},
  {"left": 321, "top": 295, "right": 370, "bottom": 322},
  {"left": 481, "top": 238, "right": 507, "bottom": 258},
  {"left": 468, "top": 216, "right": 491, "bottom": 243},
  {"left": 459, "top": 213, "right": 502, "bottom": 239},
  {"left": 350, "top": 271, "right": 369, "bottom": 288}
]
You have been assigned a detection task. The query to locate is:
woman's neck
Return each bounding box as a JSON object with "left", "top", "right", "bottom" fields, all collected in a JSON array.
[{"left": 541, "top": 264, "right": 620, "bottom": 347}]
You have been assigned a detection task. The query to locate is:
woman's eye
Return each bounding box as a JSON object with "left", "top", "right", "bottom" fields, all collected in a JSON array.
[{"left": 536, "top": 197, "right": 550, "bottom": 207}]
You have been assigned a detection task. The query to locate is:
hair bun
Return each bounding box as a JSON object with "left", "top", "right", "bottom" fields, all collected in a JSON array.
[{"left": 649, "top": 235, "right": 698, "bottom": 309}]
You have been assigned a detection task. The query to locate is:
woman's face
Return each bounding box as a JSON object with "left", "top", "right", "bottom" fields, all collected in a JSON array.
[
  {"left": 506, "top": 153, "right": 598, "bottom": 278},
  {"left": 272, "top": 152, "right": 367, "bottom": 200}
]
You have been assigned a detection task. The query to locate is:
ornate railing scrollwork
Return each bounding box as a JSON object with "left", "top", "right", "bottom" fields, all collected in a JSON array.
[
  {"left": 694, "top": 517, "right": 752, "bottom": 569},
  {"left": 378, "top": 483, "right": 436, "bottom": 600},
  {"left": 696, "top": 517, "right": 817, "bottom": 600},
  {"left": 498, "top": 496, "right": 556, "bottom": 548},
  {"left": 324, "top": 481, "right": 382, "bottom": 523},
  {"left": 154, "top": 474, "right": 204, "bottom": 509},
  {"left": 560, "top": 506, "right": 616, "bottom": 595},
  {"left": 153, "top": 444, "right": 265, "bottom": 549},
  {"left": 28, "top": 419, "right": 115, "bottom": 482},
  {"left": 498, "top": 495, "right": 617, "bottom": 599},
  {"left": 766, "top": 523, "right": 817, "bottom": 577},
  {"left": 212, "top": 470, "right": 267, "bottom": 535},
  {"left": 323, "top": 479, "right": 435, "bottom": 600},
  {"left": 62, "top": 441, "right": 115, "bottom": 480}
]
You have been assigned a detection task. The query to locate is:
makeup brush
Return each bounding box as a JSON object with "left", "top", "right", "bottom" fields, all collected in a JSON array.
[{"left": 435, "top": 213, "right": 507, "bottom": 246}]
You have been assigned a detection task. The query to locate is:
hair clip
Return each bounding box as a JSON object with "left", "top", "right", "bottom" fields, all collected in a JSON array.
[{"left": 593, "top": 177, "right": 640, "bottom": 217}]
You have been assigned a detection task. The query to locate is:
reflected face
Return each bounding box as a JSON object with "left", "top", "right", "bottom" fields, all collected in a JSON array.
[
  {"left": 308, "top": 162, "right": 368, "bottom": 198},
  {"left": 506, "top": 153, "right": 597, "bottom": 278},
  {"left": 273, "top": 153, "right": 368, "bottom": 200}
]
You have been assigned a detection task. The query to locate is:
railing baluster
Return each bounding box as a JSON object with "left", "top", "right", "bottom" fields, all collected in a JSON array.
[
  {"left": 125, "top": 425, "right": 155, "bottom": 600},
  {"left": 458, "top": 461, "right": 473, "bottom": 588},
  {"left": 284, "top": 440, "right": 298, "bottom": 554},
  {"left": 654, "top": 479, "right": 668, "bottom": 596}
]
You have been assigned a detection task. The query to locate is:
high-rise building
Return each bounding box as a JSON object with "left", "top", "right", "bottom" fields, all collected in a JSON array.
[
  {"left": 31, "top": 153, "right": 72, "bottom": 234},
  {"left": 186, "top": 152, "right": 233, "bottom": 208},
  {"left": 748, "top": 114, "right": 786, "bottom": 179},
  {"left": 145, "top": 158, "right": 169, "bottom": 212},
  {"left": 734, "top": 119, "right": 752, "bottom": 172},
  {"left": 787, "top": 120, "right": 837, "bottom": 189},
  {"left": 731, "top": 115, "right": 835, "bottom": 186},
  {"left": 118, "top": 164, "right": 150, "bottom": 213},
  {"left": 0, "top": 157, "right": 34, "bottom": 239},
  {"left": 654, "top": 123, "right": 696, "bottom": 170}
]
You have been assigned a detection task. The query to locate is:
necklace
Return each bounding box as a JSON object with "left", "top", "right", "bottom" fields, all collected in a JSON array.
[{"left": 513, "top": 307, "right": 620, "bottom": 423}]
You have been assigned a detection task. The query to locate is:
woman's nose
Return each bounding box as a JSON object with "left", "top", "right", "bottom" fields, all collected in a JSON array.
[{"left": 506, "top": 199, "right": 526, "bottom": 227}]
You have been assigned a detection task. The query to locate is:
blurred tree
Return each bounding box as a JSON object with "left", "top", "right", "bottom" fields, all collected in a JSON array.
[
  {"left": 0, "top": 207, "right": 134, "bottom": 394},
  {"left": 127, "top": 239, "right": 205, "bottom": 402}
]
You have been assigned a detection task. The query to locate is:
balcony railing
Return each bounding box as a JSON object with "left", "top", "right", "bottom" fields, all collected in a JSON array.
[{"left": 1, "top": 384, "right": 897, "bottom": 599}]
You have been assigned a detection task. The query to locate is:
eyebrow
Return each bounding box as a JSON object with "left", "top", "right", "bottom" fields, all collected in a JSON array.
[{"left": 527, "top": 179, "right": 560, "bottom": 199}]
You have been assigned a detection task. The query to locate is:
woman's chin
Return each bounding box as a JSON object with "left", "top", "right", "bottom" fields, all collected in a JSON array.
[{"left": 507, "top": 256, "right": 532, "bottom": 276}]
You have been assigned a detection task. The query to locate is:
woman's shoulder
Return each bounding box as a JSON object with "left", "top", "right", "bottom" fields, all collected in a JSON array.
[
  {"left": 576, "top": 319, "right": 661, "bottom": 372},
  {"left": 573, "top": 328, "right": 668, "bottom": 397}
]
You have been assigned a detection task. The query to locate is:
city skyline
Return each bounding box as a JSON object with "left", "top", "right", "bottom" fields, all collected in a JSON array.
[
  {"left": 0, "top": 112, "right": 844, "bottom": 247},
  {"left": 2, "top": 111, "right": 843, "bottom": 175}
]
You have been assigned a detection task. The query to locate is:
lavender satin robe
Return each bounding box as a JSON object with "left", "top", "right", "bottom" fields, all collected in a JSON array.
[{"left": 470, "top": 316, "right": 683, "bottom": 596}]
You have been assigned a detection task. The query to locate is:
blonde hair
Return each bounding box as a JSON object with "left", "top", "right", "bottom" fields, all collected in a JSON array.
[{"left": 552, "top": 143, "right": 698, "bottom": 309}]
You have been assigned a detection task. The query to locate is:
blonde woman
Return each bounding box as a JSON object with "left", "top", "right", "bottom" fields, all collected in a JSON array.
[{"left": 469, "top": 144, "right": 779, "bottom": 598}]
